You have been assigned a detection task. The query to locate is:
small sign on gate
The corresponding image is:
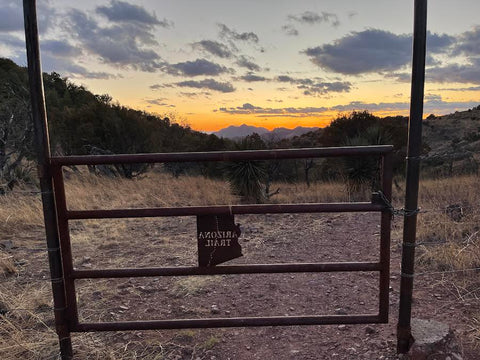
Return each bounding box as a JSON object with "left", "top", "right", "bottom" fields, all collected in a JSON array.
[{"left": 197, "top": 215, "right": 242, "bottom": 267}]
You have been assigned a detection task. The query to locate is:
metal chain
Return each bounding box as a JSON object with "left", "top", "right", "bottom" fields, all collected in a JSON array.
[{"left": 375, "top": 190, "right": 422, "bottom": 218}]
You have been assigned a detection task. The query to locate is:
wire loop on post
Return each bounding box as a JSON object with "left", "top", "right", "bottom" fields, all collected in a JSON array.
[{"left": 374, "top": 191, "right": 422, "bottom": 219}]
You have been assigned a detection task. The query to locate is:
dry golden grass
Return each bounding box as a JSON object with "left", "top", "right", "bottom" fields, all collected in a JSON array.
[
  {"left": 63, "top": 169, "right": 237, "bottom": 210},
  {"left": 411, "top": 175, "right": 480, "bottom": 274},
  {"left": 0, "top": 191, "right": 43, "bottom": 236},
  {"left": 1, "top": 171, "right": 480, "bottom": 358},
  {"left": 269, "top": 180, "right": 348, "bottom": 204}
]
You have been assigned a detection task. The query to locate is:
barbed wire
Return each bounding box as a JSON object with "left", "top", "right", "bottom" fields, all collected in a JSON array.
[{"left": 407, "top": 267, "right": 480, "bottom": 277}]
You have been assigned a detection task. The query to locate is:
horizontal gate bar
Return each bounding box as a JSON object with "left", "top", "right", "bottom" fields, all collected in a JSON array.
[
  {"left": 67, "top": 202, "right": 384, "bottom": 219},
  {"left": 73, "top": 314, "right": 383, "bottom": 332},
  {"left": 51, "top": 145, "right": 393, "bottom": 166},
  {"left": 72, "top": 262, "right": 381, "bottom": 279}
]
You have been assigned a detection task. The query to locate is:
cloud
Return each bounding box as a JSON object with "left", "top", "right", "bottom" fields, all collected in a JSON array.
[
  {"left": 66, "top": 8, "right": 163, "bottom": 71},
  {"left": 330, "top": 98, "right": 480, "bottom": 113},
  {"left": 41, "top": 40, "right": 82, "bottom": 58},
  {"left": 150, "top": 84, "right": 174, "bottom": 90},
  {"left": 300, "top": 81, "right": 352, "bottom": 95},
  {"left": 274, "top": 75, "right": 351, "bottom": 95},
  {"left": 0, "top": 0, "right": 56, "bottom": 33},
  {"left": 428, "top": 32, "right": 455, "bottom": 53},
  {"left": 437, "top": 85, "right": 480, "bottom": 91},
  {"left": 0, "top": 33, "right": 25, "bottom": 51},
  {"left": 385, "top": 72, "right": 411, "bottom": 83},
  {"left": 218, "top": 98, "right": 480, "bottom": 118},
  {"left": 218, "top": 103, "right": 328, "bottom": 115},
  {"left": 426, "top": 59, "right": 480, "bottom": 84},
  {"left": 452, "top": 26, "right": 480, "bottom": 57},
  {"left": 425, "top": 94, "right": 442, "bottom": 101},
  {"left": 238, "top": 74, "right": 268, "bottom": 82},
  {"left": 218, "top": 23, "right": 259, "bottom": 44},
  {"left": 178, "top": 92, "right": 211, "bottom": 98},
  {"left": 161, "top": 58, "right": 232, "bottom": 76},
  {"left": 40, "top": 52, "right": 117, "bottom": 79},
  {"left": 281, "top": 25, "right": 299, "bottom": 36},
  {"left": 288, "top": 11, "right": 340, "bottom": 27},
  {"left": 2, "top": 32, "right": 116, "bottom": 80},
  {"left": 235, "top": 55, "right": 261, "bottom": 71},
  {"left": 175, "top": 79, "right": 235, "bottom": 93},
  {"left": 303, "top": 29, "right": 453, "bottom": 75},
  {"left": 96, "top": 0, "right": 173, "bottom": 28},
  {"left": 0, "top": 1, "right": 24, "bottom": 32},
  {"left": 275, "top": 75, "right": 296, "bottom": 83},
  {"left": 192, "top": 40, "right": 233, "bottom": 58},
  {"left": 145, "top": 98, "right": 175, "bottom": 107}
]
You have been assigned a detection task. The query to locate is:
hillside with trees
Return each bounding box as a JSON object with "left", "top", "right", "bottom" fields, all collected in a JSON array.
[{"left": 2, "top": 57, "right": 478, "bottom": 197}]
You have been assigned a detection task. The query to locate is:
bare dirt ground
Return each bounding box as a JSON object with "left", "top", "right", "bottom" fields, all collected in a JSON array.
[{"left": 2, "top": 209, "right": 479, "bottom": 359}]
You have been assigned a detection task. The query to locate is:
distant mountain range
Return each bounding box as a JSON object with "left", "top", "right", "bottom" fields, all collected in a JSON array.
[{"left": 214, "top": 124, "right": 319, "bottom": 140}]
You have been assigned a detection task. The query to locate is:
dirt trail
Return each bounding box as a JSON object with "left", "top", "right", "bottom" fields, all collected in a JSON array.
[{"left": 2, "top": 212, "right": 478, "bottom": 359}]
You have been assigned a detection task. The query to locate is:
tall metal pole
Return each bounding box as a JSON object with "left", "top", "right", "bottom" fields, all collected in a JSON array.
[
  {"left": 397, "top": 0, "right": 428, "bottom": 353},
  {"left": 23, "top": 1, "right": 73, "bottom": 358}
]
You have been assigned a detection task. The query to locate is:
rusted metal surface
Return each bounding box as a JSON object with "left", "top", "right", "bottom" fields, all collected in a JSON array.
[
  {"left": 197, "top": 215, "right": 243, "bottom": 266},
  {"left": 397, "top": 0, "right": 428, "bottom": 354},
  {"left": 50, "top": 145, "right": 393, "bottom": 166},
  {"left": 73, "top": 314, "right": 382, "bottom": 332},
  {"left": 72, "top": 262, "right": 381, "bottom": 279},
  {"left": 22, "top": 0, "right": 73, "bottom": 358},
  {"left": 52, "top": 167, "right": 80, "bottom": 327},
  {"left": 379, "top": 152, "right": 393, "bottom": 322},
  {"left": 66, "top": 202, "right": 384, "bottom": 220}
]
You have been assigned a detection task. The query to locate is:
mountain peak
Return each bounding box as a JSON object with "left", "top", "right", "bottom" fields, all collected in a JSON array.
[{"left": 214, "top": 125, "right": 319, "bottom": 140}]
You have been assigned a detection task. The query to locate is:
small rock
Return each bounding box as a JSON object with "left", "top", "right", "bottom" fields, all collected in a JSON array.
[
  {"left": 335, "top": 308, "right": 347, "bottom": 315},
  {"left": 80, "top": 256, "right": 91, "bottom": 264},
  {"left": 0, "top": 240, "right": 14, "bottom": 250},
  {"left": 210, "top": 305, "right": 220, "bottom": 314},
  {"left": 246, "top": 345, "right": 251, "bottom": 350},
  {"left": 408, "top": 318, "right": 453, "bottom": 360},
  {"left": 445, "top": 204, "right": 463, "bottom": 222},
  {"left": 338, "top": 325, "right": 347, "bottom": 331},
  {"left": 365, "top": 325, "right": 376, "bottom": 335},
  {"left": 0, "top": 301, "right": 8, "bottom": 316}
]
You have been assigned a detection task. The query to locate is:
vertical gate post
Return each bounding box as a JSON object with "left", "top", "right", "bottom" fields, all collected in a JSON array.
[
  {"left": 397, "top": 0, "right": 428, "bottom": 353},
  {"left": 23, "top": 1, "right": 73, "bottom": 358}
]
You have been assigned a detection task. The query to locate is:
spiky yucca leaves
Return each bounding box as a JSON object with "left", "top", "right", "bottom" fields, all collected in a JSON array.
[
  {"left": 225, "top": 133, "right": 268, "bottom": 203},
  {"left": 341, "top": 125, "right": 392, "bottom": 199},
  {"left": 225, "top": 160, "right": 266, "bottom": 203}
]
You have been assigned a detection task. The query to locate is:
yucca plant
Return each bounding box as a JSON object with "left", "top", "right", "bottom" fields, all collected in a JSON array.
[
  {"left": 341, "top": 125, "right": 392, "bottom": 199},
  {"left": 225, "top": 133, "right": 267, "bottom": 203},
  {"left": 225, "top": 160, "right": 266, "bottom": 203}
]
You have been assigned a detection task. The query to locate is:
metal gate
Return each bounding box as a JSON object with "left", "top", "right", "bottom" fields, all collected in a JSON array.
[
  {"left": 23, "top": 0, "right": 430, "bottom": 356},
  {"left": 49, "top": 146, "right": 393, "bottom": 334}
]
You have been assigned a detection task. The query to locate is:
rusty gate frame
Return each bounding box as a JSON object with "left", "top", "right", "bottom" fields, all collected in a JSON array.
[
  {"left": 50, "top": 146, "right": 393, "bottom": 334},
  {"left": 22, "top": 0, "right": 428, "bottom": 358}
]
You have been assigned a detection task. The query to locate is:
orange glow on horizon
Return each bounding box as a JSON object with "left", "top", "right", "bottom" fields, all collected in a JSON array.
[{"left": 183, "top": 108, "right": 414, "bottom": 132}]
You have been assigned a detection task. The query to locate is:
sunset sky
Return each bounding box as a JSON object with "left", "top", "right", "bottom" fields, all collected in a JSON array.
[{"left": 1, "top": 0, "right": 480, "bottom": 131}]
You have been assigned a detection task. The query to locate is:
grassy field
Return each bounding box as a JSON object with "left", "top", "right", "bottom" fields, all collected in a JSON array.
[{"left": 1, "top": 171, "right": 479, "bottom": 358}]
